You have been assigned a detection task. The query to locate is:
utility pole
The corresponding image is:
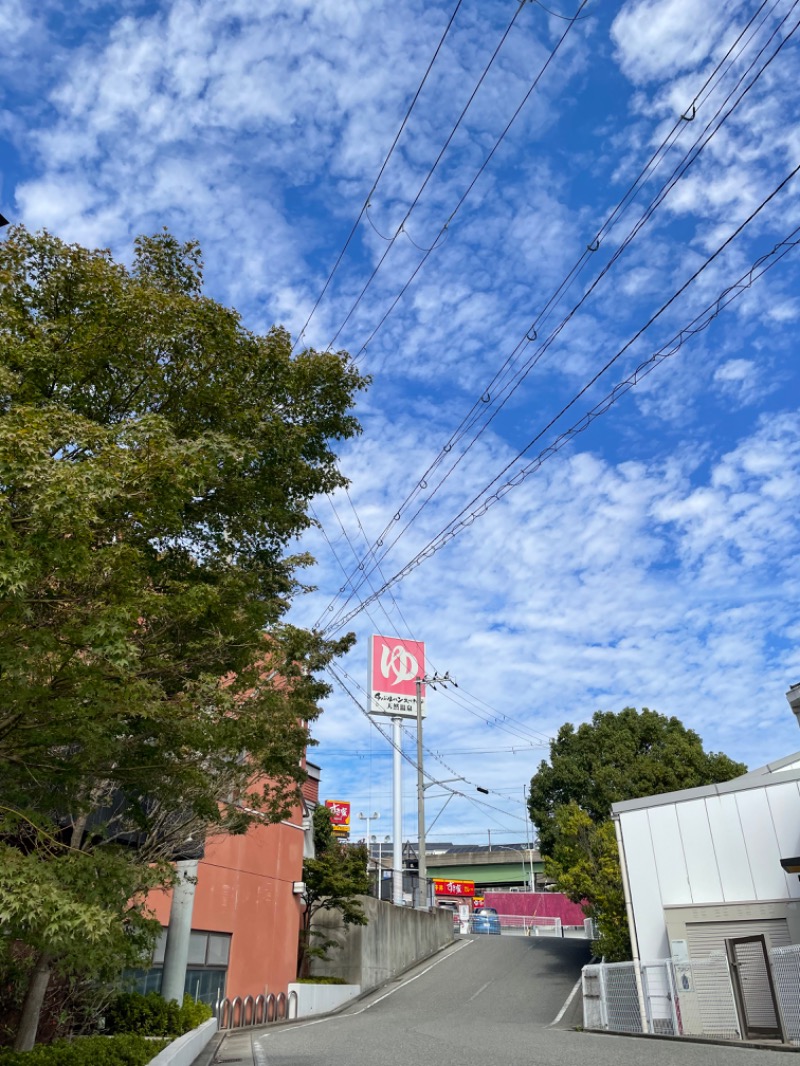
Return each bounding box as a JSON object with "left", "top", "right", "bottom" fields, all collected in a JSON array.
[
  {"left": 415, "top": 671, "right": 456, "bottom": 908},
  {"left": 393, "top": 717, "right": 403, "bottom": 906}
]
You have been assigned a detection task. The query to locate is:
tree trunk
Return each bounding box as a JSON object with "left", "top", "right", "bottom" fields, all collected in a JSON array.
[{"left": 14, "top": 951, "right": 52, "bottom": 1052}]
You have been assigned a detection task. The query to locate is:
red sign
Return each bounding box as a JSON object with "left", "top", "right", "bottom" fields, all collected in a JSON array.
[
  {"left": 368, "top": 635, "right": 426, "bottom": 719},
  {"left": 433, "top": 879, "right": 475, "bottom": 897},
  {"left": 325, "top": 800, "right": 350, "bottom": 829}
]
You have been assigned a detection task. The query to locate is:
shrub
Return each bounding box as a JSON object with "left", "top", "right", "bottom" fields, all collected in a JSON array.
[
  {"left": 296, "top": 976, "right": 349, "bottom": 985},
  {"left": 0, "top": 1033, "right": 169, "bottom": 1065},
  {"left": 104, "top": 993, "right": 211, "bottom": 1037}
]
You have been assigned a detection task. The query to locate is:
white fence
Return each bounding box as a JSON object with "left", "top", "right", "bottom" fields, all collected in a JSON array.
[
  {"left": 500, "top": 914, "right": 563, "bottom": 936},
  {"left": 470, "top": 914, "right": 563, "bottom": 936},
  {"left": 468, "top": 913, "right": 594, "bottom": 938},
  {"left": 583, "top": 942, "right": 800, "bottom": 1044}
]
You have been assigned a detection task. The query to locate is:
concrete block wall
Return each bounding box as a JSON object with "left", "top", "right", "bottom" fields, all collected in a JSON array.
[{"left": 310, "top": 896, "right": 453, "bottom": 991}]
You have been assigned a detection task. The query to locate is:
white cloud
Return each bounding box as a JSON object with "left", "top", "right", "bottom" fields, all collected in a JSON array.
[
  {"left": 713, "top": 357, "right": 761, "bottom": 406},
  {"left": 5, "top": 0, "right": 800, "bottom": 838},
  {"left": 611, "top": 0, "right": 732, "bottom": 85}
]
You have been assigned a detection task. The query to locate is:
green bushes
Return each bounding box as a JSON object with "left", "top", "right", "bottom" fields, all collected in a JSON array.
[
  {"left": 104, "top": 993, "right": 211, "bottom": 1037},
  {"left": 0, "top": 1034, "right": 169, "bottom": 1065},
  {"left": 295, "top": 976, "right": 349, "bottom": 985}
]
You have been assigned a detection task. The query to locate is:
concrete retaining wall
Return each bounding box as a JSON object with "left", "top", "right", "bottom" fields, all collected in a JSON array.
[
  {"left": 148, "top": 1017, "right": 217, "bottom": 1066},
  {"left": 310, "top": 896, "right": 453, "bottom": 991}
]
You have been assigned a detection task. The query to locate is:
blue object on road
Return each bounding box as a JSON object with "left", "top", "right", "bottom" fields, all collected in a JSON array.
[{"left": 471, "top": 907, "right": 501, "bottom": 935}]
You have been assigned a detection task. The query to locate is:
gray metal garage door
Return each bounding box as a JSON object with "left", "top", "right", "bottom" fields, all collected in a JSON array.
[{"left": 686, "top": 918, "right": 790, "bottom": 958}]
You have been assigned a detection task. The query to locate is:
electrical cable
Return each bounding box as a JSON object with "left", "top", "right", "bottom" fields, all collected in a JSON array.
[
  {"left": 326, "top": 169, "right": 800, "bottom": 631},
  {"left": 351, "top": 0, "right": 590, "bottom": 363},
  {"left": 318, "top": 3, "right": 800, "bottom": 630},
  {"left": 291, "top": 0, "right": 466, "bottom": 353},
  {"left": 327, "top": 663, "right": 530, "bottom": 827},
  {"left": 324, "top": 1, "right": 529, "bottom": 352},
  {"left": 315, "top": 0, "right": 787, "bottom": 627}
]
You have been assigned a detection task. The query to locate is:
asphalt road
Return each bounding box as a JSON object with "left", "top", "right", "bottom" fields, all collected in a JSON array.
[{"left": 242, "top": 935, "right": 795, "bottom": 1066}]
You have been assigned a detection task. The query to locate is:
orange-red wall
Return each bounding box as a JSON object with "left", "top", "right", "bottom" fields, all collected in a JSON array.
[{"left": 149, "top": 815, "right": 305, "bottom": 998}]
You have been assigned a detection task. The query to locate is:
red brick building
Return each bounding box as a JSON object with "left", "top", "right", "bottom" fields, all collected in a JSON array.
[{"left": 138, "top": 761, "right": 321, "bottom": 1004}]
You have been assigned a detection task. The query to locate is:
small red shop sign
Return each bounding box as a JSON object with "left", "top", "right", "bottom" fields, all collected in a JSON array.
[
  {"left": 325, "top": 800, "right": 351, "bottom": 834},
  {"left": 433, "top": 879, "right": 475, "bottom": 896}
]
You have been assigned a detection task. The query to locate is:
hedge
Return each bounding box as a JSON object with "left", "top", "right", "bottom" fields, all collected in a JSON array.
[
  {"left": 0, "top": 1034, "right": 170, "bottom": 1066},
  {"left": 104, "top": 993, "right": 211, "bottom": 1037}
]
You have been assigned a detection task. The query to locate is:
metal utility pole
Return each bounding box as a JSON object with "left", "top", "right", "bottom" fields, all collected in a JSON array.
[
  {"left": 523, "top": 783, "right": 536, "bottom": 890},
  {"left": 415, "top": 671, "right": 456, "bottom": 908},
  {"left": 392, "top": 717, "right": 403, "bottom": 906}
]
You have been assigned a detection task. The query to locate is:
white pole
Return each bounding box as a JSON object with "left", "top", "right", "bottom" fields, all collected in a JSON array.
[
  {"left": 416, "top": 677, "right": 427, "bottom": 908},
  {"left": 523, "top": 784, "right": 536, "bottom": 890},
  {"left": 161, "top": 858, "right": 199, "bottom": 1003},
  {"left": 392, "top": 716, "right": 403, "bottom": 906}
]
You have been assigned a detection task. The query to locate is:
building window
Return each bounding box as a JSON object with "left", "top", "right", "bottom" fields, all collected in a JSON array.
[{"left": 127, "top": 928, "right": 231, "bottom": 1006}]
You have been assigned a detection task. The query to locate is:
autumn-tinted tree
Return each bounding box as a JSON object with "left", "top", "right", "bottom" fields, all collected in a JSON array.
[
  {"left": 529, "top": 708, "right": 746, "bottom": 959},
  {"left": 0, "top": 225, "right": 368, "bottom": 1045}
]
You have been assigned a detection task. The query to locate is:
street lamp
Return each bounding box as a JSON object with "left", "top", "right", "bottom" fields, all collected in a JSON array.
[
  {"left": 359, "top": 812, "right": 379, "bottom": 880},
  {"left": 372, "top": 834, "right": 391, "bottom": 896},
  {"left": 358, "top": 811, "right": 380, "bottom": 843},
  {"left": 489, "top": 844, "right": 530, "bottom": 891}
]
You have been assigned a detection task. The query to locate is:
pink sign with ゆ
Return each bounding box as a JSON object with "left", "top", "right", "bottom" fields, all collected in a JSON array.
[{"left": 368, "top": 635, "right": 426, "bottom": 718}]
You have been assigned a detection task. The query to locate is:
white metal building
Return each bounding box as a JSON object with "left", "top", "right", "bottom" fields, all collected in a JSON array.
[{"left": 612, "top": 752, "right": 800, "bottom": 964}]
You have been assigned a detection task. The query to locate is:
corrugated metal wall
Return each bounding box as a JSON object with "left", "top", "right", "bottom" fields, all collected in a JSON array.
[{"left": 619, "top": 775, "right": 800, "bottom": 959}]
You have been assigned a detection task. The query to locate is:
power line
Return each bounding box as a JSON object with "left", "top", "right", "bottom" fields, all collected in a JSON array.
[
  {"left": 327, "top": 166, "right": 800, "bottom": 631},
  {"left": 351, "top": 0, "right": 590, "bottom": 363},
  {"left": 323, "top": 0, "right": 530, "bottom": 352},
  {"left": 292, "top": 0, "right": 466, "bottom": 352},
  {"left": 315, "top": 1, "right": 794, "bottom": 631},
  {"left": 318, "top": 745, "right": 546, "bottom": 756},
  {"left": 327, "top": 664, "right": 530, "bottom": 828}
]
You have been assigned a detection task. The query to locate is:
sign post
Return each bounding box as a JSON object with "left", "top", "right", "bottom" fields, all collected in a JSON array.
[{"left": 368, "top": 635, "right": 426, "bottom": 907}]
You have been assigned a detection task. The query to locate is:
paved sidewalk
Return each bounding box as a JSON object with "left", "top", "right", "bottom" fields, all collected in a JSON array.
[{"left": 193, "top": 1026, "right": 258, "bottom": 1065}]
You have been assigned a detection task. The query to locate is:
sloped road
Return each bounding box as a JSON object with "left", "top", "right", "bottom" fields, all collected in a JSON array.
[{"left": 219, "top": 936, "right": 792, "bottom": 1066}]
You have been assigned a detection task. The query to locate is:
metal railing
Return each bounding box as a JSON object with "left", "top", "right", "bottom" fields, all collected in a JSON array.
[
  {"left": 215, "top": 990, "right": 299, "bottom": 1029},
  {"left": 771, "top": 945, "right": 800, "bottom": 1044},
  {"left": 465, "top": 913, "right": 563, "bottom": 936},
  {"left": 584, "top": 942, "right": 800, "bottom": 1044}
]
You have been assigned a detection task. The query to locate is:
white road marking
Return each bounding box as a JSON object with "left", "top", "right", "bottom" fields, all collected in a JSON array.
[
  {"left": 550, "top": 975, "right": 582, "bottom": 1026},
  {"left": 351, "top": 939, "right": 474, "bottom": 1014},
  {"left": 469, "top": 979, "right": 492, "bottom": 1002},
  {"left": 259, "top": 940, "right": 474, "bottom": 1040}
]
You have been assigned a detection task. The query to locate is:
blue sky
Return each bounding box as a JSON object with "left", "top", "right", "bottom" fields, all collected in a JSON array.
[{"left": 3, "top": 0, "right": 800, "bottom": 846}]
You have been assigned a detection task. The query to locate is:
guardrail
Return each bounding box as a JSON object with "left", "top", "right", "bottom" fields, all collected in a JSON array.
[
  {"left": 468, "top": 914, "right": 564, "bottom": 936},
  {"left": 215, "top": 990, "right": 298, "bottom": 1029}
]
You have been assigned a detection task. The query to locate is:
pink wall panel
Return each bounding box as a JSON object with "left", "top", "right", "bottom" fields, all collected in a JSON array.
[{"left": 483, "top": 892, "right": 586, "bottom": 925}]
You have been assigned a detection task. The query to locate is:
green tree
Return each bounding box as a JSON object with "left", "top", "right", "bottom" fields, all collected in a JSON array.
[
  {"left": 298, "top": 806, "right": 370, "bottom": 977},
  {"left": 0, "top": 225, "right": 368, "bottom": 1046},
  {"left": 529, "top": 708, "right": 746, "bottom": 959},
  {"left": 542, "top": 804, "right": 631, "bottom": 960}
]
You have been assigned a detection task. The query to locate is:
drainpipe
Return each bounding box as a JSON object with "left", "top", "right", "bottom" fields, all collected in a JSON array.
[{"left": 613, "top": 815, "right": 648, "bottom": 1034}]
